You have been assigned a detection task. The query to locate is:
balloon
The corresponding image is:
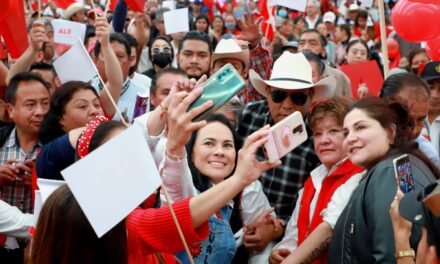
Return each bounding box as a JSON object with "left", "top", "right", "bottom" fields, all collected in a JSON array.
[
  {"left": 408, "top": 0, "right": 440, "bottom": 4},
  {"left": 427, "top": 36, "right": 440, "bottom": 61},
  {"left": 391, "top": 0, "right": 440, "bottom": 42}
]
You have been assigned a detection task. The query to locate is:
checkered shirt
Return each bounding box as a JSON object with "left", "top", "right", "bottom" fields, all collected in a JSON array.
[
  {"left": 0, "top": 127, "right": 41, "bottom": 213},
  {"left": 237, "top": 101, "right": 320, "bottom": 220},
  {"left": 242, "top": 43, "right": 273, "bottom": 104}
]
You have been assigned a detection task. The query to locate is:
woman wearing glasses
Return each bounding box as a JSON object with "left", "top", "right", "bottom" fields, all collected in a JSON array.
[{"left": 142, "top": 36, "right": 174, "bottom": 79}]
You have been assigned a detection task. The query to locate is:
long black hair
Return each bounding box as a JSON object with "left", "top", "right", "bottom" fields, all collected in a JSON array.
[{"left": 185, "top": 113, "right": 243, "bottom": 232}]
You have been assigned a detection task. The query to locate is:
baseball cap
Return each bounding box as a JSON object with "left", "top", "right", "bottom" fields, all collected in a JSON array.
[
  {"left": 420, "top": 61, "right": 440, "bottom": 82},
  {"left": 399, "top": 181, "right": 440, "bottom": 256},
  {"left": 281, "top": 41, "right": 298, "bottom": 51},
  {"left": 323, "top": 11, "right": 336, "bottom": 23}
]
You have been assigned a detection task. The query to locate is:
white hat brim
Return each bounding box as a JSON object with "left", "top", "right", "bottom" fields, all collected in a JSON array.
[
  {"left": 212, "top": 52, "right": 249, "bottom": 69},
  {"left": 249, "top": 69, "right": 336, "bottom": 100}
]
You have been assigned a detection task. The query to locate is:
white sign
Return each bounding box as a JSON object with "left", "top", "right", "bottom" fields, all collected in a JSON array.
[
  {"left": 52, "top": 19, "right": 87, "bottom": 45},
  {"left": 33, "top": 191, "right": 42, "bottom": 225},
  {"left": 53, "top": 38, "right": 99, "bottom": 84},
  {"left": 61, "top": 122, "right": 162, "bottom": 238},
  {"left": 272, "top": 0, "right": 308, "bottom": 12},
  {"left": 361, "top": 0, "right": 374, "bottom": 8},
  {"left": 164, "top": 8, "right": 189, "bottom": 35},
  {"left": 37, "top": 178, "right": 66, "bottom": 203},
  {"left": 162, "top": 0, "right": 176, "bottom": 10}
]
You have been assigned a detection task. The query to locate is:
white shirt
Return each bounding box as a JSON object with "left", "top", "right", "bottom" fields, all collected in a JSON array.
[
  {"left": 273, "top": 161, "right": 365, "bottom": 252},
  {"left": 0, "top": 200, "right": 33, "bottom": 239}
]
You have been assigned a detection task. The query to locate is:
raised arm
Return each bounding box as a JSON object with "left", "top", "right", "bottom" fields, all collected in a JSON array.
[
  {"left": 6, "top": 20, "right": 46, "bottom": 84},
  {"left": 94, "top": 16, "right": 124, "bottom": 117}
]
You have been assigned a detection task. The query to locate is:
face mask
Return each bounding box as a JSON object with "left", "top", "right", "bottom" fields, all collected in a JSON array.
[
  {"left": 153, "top": 52, "right": 171, "bottom": 68},
  {"left": 278, "top": 9, "right": 288, "bottom": 18},
  {"left": 225, "top": 23, "right": 236, "bottom": 31}
]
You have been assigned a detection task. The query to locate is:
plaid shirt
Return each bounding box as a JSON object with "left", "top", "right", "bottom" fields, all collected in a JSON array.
[
  {"left": 242, "top": 43, "right": 273, "bottom": 104},
  {"left": 237, "top": 101, "right": 320, "bottom": 220},
  {"left": 0, "top": 127, "right": 41, "bottom": 214}
]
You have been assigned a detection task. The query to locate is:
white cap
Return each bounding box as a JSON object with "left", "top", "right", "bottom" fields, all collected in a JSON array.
[{"left": 323, "top": 11, "right": 336, "bottom": 23}]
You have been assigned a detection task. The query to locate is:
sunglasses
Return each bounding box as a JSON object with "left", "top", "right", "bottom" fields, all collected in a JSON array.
[{"left": 270, "top": 90, "right": 309, "bottom": 105}]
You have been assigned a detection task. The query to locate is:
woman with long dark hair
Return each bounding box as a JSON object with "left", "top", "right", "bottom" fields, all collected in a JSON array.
[{"left": 328, "top": 97, "right": 438, "bottom": 263}]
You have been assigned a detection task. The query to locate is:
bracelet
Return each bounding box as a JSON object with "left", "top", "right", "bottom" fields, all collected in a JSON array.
[
  {"left": 395, "top": 249, "right": 415, "bottom": 259},
  {"left": 165, "top": 148, "right": 186, "bottom": 161}
]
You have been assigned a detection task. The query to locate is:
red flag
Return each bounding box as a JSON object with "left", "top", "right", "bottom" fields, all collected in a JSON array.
[
  {"left": 0, "top": 0, "right": 29, "bottom": 59},
  {"left": 340, "top": 61, "right": 384, "bottom": 100},
  {"left": 125, "top": 0, "right": 145, "bottom": 12},
  {"left": 108, "top": 0, "right": 117, "bottom": 12},
  {"left": 0, "top": 41, "right": 7, "bottom": 60},
  {"left": 52, "top": 0, "right": 77, "bottom": 9},
  {"left": 258, "top": 0, "right": 275, "bottom": 40},
  {"left": 203, "top": 0, "right": 215, "bottom": 21}
]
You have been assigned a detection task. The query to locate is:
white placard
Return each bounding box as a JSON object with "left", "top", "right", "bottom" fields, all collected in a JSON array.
[
  {"left": 272, "top": 0, "right": 307, "bottom": 12},
  {"left": 53, "top": 38, "right": 99, "bottom": 84},
  {"left": 33, "top": 191, "right": 42, "bottom": 225},
  {"left": 361, "top": 0, "right": 374, "bottom": 8},
  {"left": 52, "top": 19, "right": 87, "bottom": 45},
  {"left": 37, "top": 178, "right": 66, "bottom": 203},
  {"left": 162, "top": 0, "right": 176, "bottom": 10},
  {"left": 61, "top": 122, "right": 162, "bottom": 238},
  {"left": 164, "top": 8, "right": 189, "bottom": 35}
]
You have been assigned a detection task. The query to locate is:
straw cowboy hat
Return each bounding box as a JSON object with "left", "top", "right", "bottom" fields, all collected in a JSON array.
[
  {"left": 249, "top": 52, "right": 336, "bottom": 101},
  {"left": 64, "top": 3, "right": 85, "bottom": 20},
  {"left": 212, "top": 39, "right": 250, "bottom": 70}
]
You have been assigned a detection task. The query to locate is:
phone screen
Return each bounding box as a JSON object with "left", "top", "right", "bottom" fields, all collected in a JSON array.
[{"left": 394, "top": 155, "right": 415, "bottom": 193}]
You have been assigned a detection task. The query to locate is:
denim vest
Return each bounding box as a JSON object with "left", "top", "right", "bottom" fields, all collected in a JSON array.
[{"left": 176, "top": 205, "right": 236, "bottom": 264}]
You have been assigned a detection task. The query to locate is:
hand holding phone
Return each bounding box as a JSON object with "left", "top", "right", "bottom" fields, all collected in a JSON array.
[
  {"left": 393, "top": 154, "right": 415, "bottom": 193},
  {"left": 187, "top": 63, "right": 246, "bottom": 121},
  {"left": 263, "top": 111, "right": 308, "bottom": 163}
]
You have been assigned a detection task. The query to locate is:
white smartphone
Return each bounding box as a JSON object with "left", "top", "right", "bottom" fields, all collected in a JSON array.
[
  {"left": 263, "top": 111, "right": 308, "bottom": 163},
  {"left": 393, "top": 154, "right": 415, "bottom": 193}
]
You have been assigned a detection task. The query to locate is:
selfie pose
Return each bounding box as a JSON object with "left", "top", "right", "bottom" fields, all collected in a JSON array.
[{"left": 328, "top": 97, "right": 438, "bottom": 263}]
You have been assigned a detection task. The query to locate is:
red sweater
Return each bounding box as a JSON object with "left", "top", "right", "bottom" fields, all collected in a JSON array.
[{"left": 127, "top": 197, "right": 210, "bottom": 264}]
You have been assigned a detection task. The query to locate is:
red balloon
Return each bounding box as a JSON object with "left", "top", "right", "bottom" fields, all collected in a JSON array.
[
  {"left": 408, "top": 0, "right": 440, "bottom": 4},
  {"left": 427, "top": 36, "right": 440, "bottom": 61},
  {"left": 391, "top": 0, "right": 440, "bottom": 42}
]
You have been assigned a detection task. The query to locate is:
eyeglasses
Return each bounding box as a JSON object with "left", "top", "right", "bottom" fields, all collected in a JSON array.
[{"left": 270, "top": 90, "right": 309, "bottom": 105}]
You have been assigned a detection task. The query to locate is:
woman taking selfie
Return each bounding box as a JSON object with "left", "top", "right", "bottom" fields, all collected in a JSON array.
[
  {"left": 29, "top": 88, "right": 280, "bottom": 264},
  {"left": 328, "top": 97, "right": 438, "bottom": 263},
  {"left": 160, "top": 90, "right": 284, "bottom": 263}
]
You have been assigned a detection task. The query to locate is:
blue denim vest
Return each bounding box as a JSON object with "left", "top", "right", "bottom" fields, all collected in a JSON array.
[{"left": 176, "top": 205, "right": 237, "bottom": 264}]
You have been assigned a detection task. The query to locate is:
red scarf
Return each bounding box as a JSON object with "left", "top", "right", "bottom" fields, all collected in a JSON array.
[{"left": 297, "top": 159, "right": 363, "bottom": 264}]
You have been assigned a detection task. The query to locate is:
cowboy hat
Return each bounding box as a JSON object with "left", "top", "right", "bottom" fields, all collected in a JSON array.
[
  {"left": 64, "top": 3, "right": 85, "bottom": 20},
  {"left": 212, "top": 39, "right": 249, "bottom": 70},
  {"left": 249, "top": 52, "right": 336, "bottom": 101}
]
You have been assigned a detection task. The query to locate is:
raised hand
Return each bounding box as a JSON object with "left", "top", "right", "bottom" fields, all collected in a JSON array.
[
  {"left": 29, "top": 21, "right": 47, "bottom": 52},
  {"left": 166, "top": 86, "right": 213, "bottom": 158},
  {"left": 233, "top": 126, "right": 281, "bottom": 186},
  {"left": 237, "top": 13, "right": 264, "bottom": 44}
]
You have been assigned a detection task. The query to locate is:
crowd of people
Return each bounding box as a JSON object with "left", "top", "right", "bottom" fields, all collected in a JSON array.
[{"left": 0, "top": 0, "right": 440, "bottom": 263}]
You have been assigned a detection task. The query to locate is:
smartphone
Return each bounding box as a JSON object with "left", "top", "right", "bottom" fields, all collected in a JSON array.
[
  {"left": 393, "top": 154, "right": 415, "bottom": 193},
  {"left": 187, "top": 63, "right": 246, "bottom": 121},
  {"left": 263, "top": 111, "right": 308, "bottom": 163}
]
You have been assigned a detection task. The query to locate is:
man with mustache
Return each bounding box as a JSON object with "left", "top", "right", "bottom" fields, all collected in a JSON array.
[{"left": 0, "top": 72, "right": 50, "bottom": 263}]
